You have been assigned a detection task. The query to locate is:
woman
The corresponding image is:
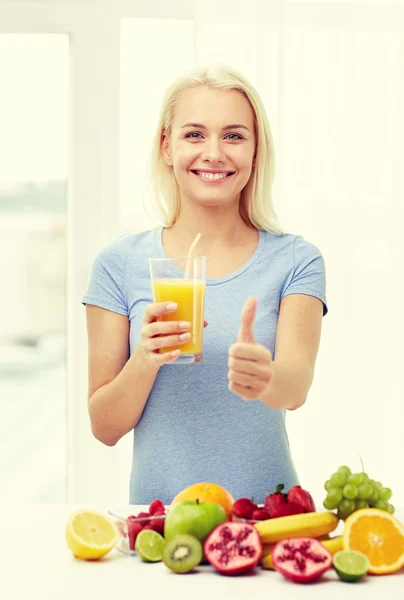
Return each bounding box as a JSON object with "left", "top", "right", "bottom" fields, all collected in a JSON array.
[{"left": 82, "top": 65, "right": 328, "bottom": 505}]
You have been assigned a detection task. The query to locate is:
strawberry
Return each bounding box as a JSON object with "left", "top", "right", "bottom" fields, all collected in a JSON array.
[
  {"left": 149, "top": 499, "right": 165, "bottom": 516},
  {"left": 251, "top": 508, "right": 271, "bottom": 521},
  {"left": 264, "top": 484, "right": 288, "bottom": 518},
  {"left": 232, "top": 498, "right": 258, "bottom": 520},
  {"left": 287, "top": 485, "right": 316, "bottom": 513},
  {"left": 272, "top": 501, "right": 304, "bottom": 517}
]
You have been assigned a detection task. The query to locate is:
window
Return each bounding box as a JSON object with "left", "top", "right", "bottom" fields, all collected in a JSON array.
[{"left": 0, "top": 34, "right": 68, "bottom": 502}]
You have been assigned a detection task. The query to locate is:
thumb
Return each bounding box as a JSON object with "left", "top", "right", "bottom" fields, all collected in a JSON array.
[{"left": 237, "top": 296, "right": 257, "bottom": 344}]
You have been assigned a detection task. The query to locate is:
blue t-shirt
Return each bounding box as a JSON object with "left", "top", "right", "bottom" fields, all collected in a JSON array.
[{"left": 82, "top": 227, "right": 328, "bottom": 504}]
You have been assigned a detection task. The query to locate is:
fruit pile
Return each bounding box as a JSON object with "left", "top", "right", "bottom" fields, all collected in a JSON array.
[
  {"left": 323, "top": 465, "right": 395, "bottom": 519},
  {"left": 232, "top": 484, "right": 316, "bottom": 521},
  {"left": 64, "top": 477, "right": 404, "bottom": 583}
]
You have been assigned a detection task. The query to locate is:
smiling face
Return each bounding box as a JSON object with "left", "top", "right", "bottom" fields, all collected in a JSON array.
[{"left": 162, "top": 86, "right": 256, "bottom": 211}]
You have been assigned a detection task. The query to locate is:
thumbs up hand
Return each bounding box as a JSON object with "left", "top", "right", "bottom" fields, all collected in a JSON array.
[{"left": 228, "top": 297, "right": 274, "bottom": 401}]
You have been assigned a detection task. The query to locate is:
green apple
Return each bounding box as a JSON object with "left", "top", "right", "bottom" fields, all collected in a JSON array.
[{"left": 164, "top": 500, "right": 228, "bottom": 545}]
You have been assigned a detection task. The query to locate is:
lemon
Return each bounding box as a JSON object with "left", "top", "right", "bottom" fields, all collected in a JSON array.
[{"left": 66, "top": 509, "right": 119, "bottom": 560}]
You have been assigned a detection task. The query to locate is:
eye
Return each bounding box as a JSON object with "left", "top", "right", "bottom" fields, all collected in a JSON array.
[
  {"left": 185, "top": 132, "right": 203, "bottom": 139},
  {"left": 225, "top": 133, "right": 244, "bottom": 140}
]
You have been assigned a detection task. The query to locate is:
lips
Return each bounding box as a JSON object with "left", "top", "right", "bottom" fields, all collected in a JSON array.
[{"left": 190, "top": 170, "right": 236, "bottom": 182}]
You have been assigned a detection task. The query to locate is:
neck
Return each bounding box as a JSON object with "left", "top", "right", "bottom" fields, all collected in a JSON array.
[{"left": 166, "top": 199, "right": 255, "bottom": 250}]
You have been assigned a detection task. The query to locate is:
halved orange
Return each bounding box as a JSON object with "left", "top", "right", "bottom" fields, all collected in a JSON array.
[
  {"left": 343, "top": 508, "right": 404, "bottom": 574},
  {"left": 171, "top": 482, "right": 234, "bottom": 520}
]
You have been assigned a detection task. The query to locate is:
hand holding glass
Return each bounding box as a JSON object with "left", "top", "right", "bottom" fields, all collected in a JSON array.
[{"left": 149, "top": 256, "right": 207, "bottom": 364}]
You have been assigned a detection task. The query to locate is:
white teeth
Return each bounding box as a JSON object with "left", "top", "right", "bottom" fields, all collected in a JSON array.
[{"left": 196, "top": 171, "right": 228, "bottom": 180}]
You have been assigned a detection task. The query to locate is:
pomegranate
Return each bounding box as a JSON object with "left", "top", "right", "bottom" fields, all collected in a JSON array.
[
  {"left": 204, "top": 522, "right": 262, "bottom": 575},
  {"left": 272, "top": 537, "right": 332, "bottom": 583}
]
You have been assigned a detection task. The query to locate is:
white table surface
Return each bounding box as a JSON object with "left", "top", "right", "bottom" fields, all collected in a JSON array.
[{"left": 1, "top": 505, "right": 403, "bottom": 600}]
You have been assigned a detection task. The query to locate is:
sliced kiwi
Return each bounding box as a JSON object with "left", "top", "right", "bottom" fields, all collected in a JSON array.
[{"left": 162, "top": 534, "right": 203, "bottom": 574}]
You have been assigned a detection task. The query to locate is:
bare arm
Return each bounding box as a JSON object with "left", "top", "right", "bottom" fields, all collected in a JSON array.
[
  {"left": 86, "top": 302, "right": 191, "bottom": 446},
  {"left": 262, "top": 294, "right": 324, "bottom": 410},
  {"left": 228, "top": 294, "right": 323, "bottom": 410}
]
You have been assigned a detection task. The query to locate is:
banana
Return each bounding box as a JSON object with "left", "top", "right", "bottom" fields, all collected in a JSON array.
[
  {"left": 255, "top": 511, "right": 339, "bottom": 544},
  {"left": 321, "top": 535, "right": 344, "bottom": 555},
  {"left": 261, "top": 535, "right": 343, "bottom": 570}
]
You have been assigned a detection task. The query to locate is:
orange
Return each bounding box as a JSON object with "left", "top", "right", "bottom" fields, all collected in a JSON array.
[
  {"left": 343, "top": 508, "right": 404, "bottom": 575},
  {"left": 171, "top": 482, "right": 234, "bottom": 520}
]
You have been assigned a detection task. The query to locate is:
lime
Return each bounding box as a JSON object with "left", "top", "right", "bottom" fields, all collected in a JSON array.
[
  {"left": 333, "top": 549, "right": 369, "bottom": 582},
  {"left": 135, "top": 529, "right": 166, "bottom": 562}
]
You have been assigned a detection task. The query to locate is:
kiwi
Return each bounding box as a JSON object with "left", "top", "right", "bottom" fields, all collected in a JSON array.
[{"left": 162, "top": 534, "right": 203, "bottom": 574}]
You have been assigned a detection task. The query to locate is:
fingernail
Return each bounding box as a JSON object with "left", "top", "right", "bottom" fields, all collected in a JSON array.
[
  {"left": 179, "top": 332, "right": 191, "bottom": 341},
  {"left": 166, "top": 303, "right": 178, "bottom": 311},
  {"left": 180, "top": 321, "right": 191, "bottom": 329}
]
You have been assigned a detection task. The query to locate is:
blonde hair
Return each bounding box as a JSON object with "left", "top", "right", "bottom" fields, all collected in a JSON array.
[{"left": 147, "top": 65, "right": 283, "bottom": 234}]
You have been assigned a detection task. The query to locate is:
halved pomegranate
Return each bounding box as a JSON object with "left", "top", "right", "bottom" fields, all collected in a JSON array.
[
  {"left": 204, "top": 522, "right": 262, "bottom": 575},
  {"left": 272, "top": 537, "right": 332, "bottom": 583}
]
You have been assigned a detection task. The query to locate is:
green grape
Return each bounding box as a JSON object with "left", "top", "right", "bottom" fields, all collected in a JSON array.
[
  {"left": 368, "top": 488, "right": 379, "bottom": 506},
  {"left": 338, "top": 498, "right": 355, "bottom": 518},
  {"left": 326, "top": 487, "right": 343, "bottom": 509},
  {"left": 331, "top": 472, "right": 348, "bottom": 487},
  {"left": 342, "top": 484, "right": 359, "bottom": 500},
  {"left": 370, "top": 480, "right": 382, "bottom": 491},
  {"left": 355, "top": 499, "right": 369, "bottom": 510},
  {"left": 359, "top": 472, "right": 369, "bottom": 484},
  {"left": 324, "top": 479, "right": 333, "bottom": 492},
  {"left": 337, "top": 466, "right": 351, "bottom": 478},
  {"left": 323, "top": 497, "right": 336, "bottom": 510},
  {"left": 357, "top": 484, "right": 373, "bottom": 500},
  {"left": 387, "top": 504, "right": 395, "bottom": 514},
  {"left": 374, "top": 500, "right": 389, "bottom": 511},
  {"left": 348, "top": 473, "right": 368, "bottom": 486},
  {"left": 378, "top": 487, "right": 392, "bottom": 501}
]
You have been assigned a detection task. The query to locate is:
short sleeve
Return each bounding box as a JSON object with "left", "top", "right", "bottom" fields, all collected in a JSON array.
[
  {"left": 82, "top": 244, "right": 129, "bottom": 317},
  {"left": 281, "top": 235, "right": 328, "bottom": 316}
]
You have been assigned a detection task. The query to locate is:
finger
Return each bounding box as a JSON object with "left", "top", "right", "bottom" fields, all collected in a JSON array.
[
  {"left": 147, "top": 332, "right": 191, "bottom": 352},
  {"left": 155, "top": 349, "right": 181, "bottom": 365},
  {"left": 143, "top": 302, "right": 178, "bottom": 325},
  {"left": 229, "top": 342, "right": 261, "bottom": 361},
  {"left": 228, "top": 356, "right": 269, "bottom": 378},
  {"left": 228, "top": 381, "right": 259, "bottom": 401},
  {"left": 143, "top": 320, "right": 191, "bottom": 339},
  {"left": 237, "top": 296, "right": 257, "bottom": 344},
  {"left": 228, "top": 369, "right": 259, "bottom": 387}
]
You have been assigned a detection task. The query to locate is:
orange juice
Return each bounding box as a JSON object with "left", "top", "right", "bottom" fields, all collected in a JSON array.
[{"left": 152, "top": 278, "right": 206, "bottom": 356}]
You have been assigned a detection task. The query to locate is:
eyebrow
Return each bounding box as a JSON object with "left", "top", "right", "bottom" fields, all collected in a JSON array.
[{"left": 180, "top": 122, "right": 250, "bottom": 132}]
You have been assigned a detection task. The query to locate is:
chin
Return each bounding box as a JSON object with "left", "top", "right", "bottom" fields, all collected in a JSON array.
[{"left": 192, "top": 196, "right": 239, "bottom": 209}]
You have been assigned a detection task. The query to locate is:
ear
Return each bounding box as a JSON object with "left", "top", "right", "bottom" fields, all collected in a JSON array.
[{"left": 161, "top": 132, "right": 173, "bottom": 166}]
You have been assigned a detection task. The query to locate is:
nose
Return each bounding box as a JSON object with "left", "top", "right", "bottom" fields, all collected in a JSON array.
[{"left": 200, "top": 137, "right": 226, "bottom": 164}]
